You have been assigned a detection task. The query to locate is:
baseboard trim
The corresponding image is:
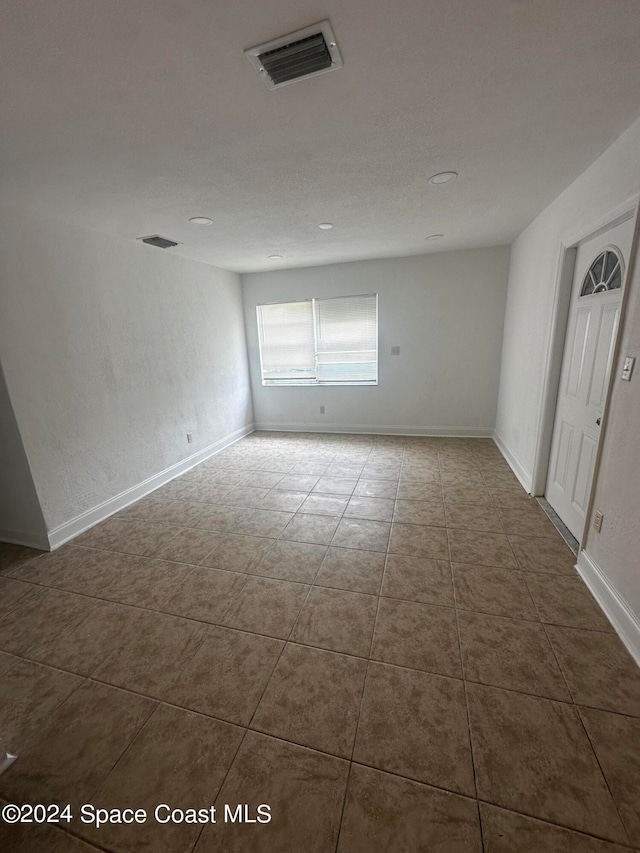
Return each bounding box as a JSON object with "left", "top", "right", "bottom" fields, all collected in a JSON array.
[
  {"left": 47, "top": 423, "right": 255, "bottom": 550},
  {"left": 492, "top": 430, "right": 533, "bottom": 493},
  {"left": 0, "top": 527, "right": 50, "bottom": 551},
  {"left": 254, "top": 422, "right": 494, "bottom": 437},
  {"left": 577, "top": 549, "right": 640, "bottom": 668}
]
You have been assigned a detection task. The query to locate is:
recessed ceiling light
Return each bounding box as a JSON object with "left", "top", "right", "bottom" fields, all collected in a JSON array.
[
  {"left": 428, "top": 172, "right": 458, "bottom": 185},
  {"left": 189, "top": 216, "right": 213, "bottom": 226},
  {"left": 318, "top": 222, "right": 334, "bottom": 230},
  {"left": 268, "top": 254, "right": 283, "bottom": 259},
  {"left": 425, "top": 234, "right": 444, "bottom": 241}
]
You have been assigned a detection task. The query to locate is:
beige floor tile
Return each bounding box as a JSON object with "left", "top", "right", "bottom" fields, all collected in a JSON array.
[
  {"left": 196, "top": 731, "right": 349, "bottom": 853},
  {"left": 163, "top": 566, "right": 246, "bottom": 623},
  {"left": 74, "top": 518, "right": 180, "bottom": 556},
  {"left": 0, "top": 651, "right": 18, "bottom": 676},
  {"left": 508, "top": 534, "right": 576, "bottom": 575},
  {"left": 275, "top": 474, "right": 320, "bottom": 492},
  {"left": 0, "top": 681, "right": 155, "bottom": 811},
  {"left": 194, "top": 503, "right": 249, "bottom": 533},
  {"left": 0, "top": 804, "right": 62, "bottom": 852},
  {"left": 490, "top": 488, "right": 537, "bottom": 508},
  {"left": 0, "top": 541, "right": 45, "bottom": 575},
  {"left": 254, "top": 540, "right": 326, "bottom": 583},
  {"left": 344, "top": 496, "right": 395, "bottom": 522},
  {"left": 312, "top": 477, "right": 358, "bottom": 496},
  {"left": 372, "top": 597, "right": 461, "bottom": 678},
  {"left": 251, "top": 643, "right": 367, "bottom": 758},
  {"left": 81, "top": 704, "right": 243, "bottom": 853},
  {"left": 289, "top": 461, "right": 329, "bottom": 475},
  {"left": 442, "top": 484, "right": 493, "bottom": 504},
  {"left": 0, "top": 577, "right": 36, "bottom": 617},
  {"left": 458, "top": 610, "right": 570, "bottom": 700},
  {"left": 149, "top": 528, "right": 224, "bottom": 565},
  {"left": 281, "top": 513, "right": 341, "bottom": 545},
  {"left": 291, "top": 587, "right": 378, "bottom": 657},
  {"left": 29, "top": 600, "right": 141, "bottom": 676},
  {"left": 97, "top": 553, "right": 192, "bottom": 611},
  {"left": 0, "top": 660, "right": 84, "bottom": 753},
  {"left": 15, "top": 547, "right": 130, "bottom": 601},
  {"left": 524, "top": 574, "right": 613, "bottom": 631},
  {"left": 165, "top": 626, "right": 283, "bottom": 725},
  {"left": 354, "top": 479, "right": 399, "bottom": 498},
  {"left": 94, "top": 609, "right": 207, "bottom": 697},
  {"left": 260, "top": 489, "right": 307, "bottom": 512},
  {"left": 547, "top": 625, "right": 640, "bottom": 716},
  {"left": 0, "top": 587, "right": 95, "bottom": 657},
  {"left": 448, "top": 529, "right": 516, "bottom": 568},
  {"left": 397, "top": 481, "right": 443, "bottom": 501},
  {"left": 314, "top": 547, "right": 385, "bottom": 594},
  {"left": 499, "top": 507, "right": 561, "bottom": 538},
  {"left": 233, "top": 509, "right": 294, "bottom": 537},
  {"left": 224, "top": 486, "right": 270, "bottom": 507},
  {"left": 466, "top": 683, "right": 627, "bottom": 842},
  {"left": 381, "top": 554, "right": 454, "bottom": 606},
  {"left": 361, "top": 464, "right": 401, "bottom": 481},
  {"left": 580, "top": 707, "right": 640, "bottom": 847},
  {"left": 393, "top": 499, "right": 446, "bottom": 526},
  {"left": 479, "top": 803, "right": 630, "bottom": 853},
  {"left": 299, "top": 494, "right": 350, "bottom": 516},
  {"left": 452, "top": 562, "right": 538, "bottom": 619},
  {"left": 222, "top": 576, "right": 310, "bottom": 639},
  {"left": 444, "top": 502, "right": 505, "bottom": 532},
  {"left": 51, "top": 835, "right": 104, "bottom": 852},
  {"left": 331, "top": 518, "right": 391, "bottom": 552},
  {"left": 200, "top": 534, "right": 274, "bottom": 572},
  {"left": 388, "top": 523, "right": 449, "bottom": 560},
  {"left": 242, "top": 471, "right": 285, "bottom": 489},
  {"left": 353, "top": 661, "right": 474, "bottom": 794},
  {"left": 338, "top": 764, "right": 483, "bottom": 853}
]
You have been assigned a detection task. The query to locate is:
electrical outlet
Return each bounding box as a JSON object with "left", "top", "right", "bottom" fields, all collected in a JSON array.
[
  {"left": 593, "top": 510, "right": 603, "bottom": 533},
  {"left": 187, "top": 433, "right": 193, "bottom": 444},
  {"left": 319, "top": 406, "right": 325, "bottom": 414}
]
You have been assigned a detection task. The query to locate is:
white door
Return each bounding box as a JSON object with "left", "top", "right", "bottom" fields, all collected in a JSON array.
[{"left": 546, "top": 216, "right": 634, "bottom": 540}]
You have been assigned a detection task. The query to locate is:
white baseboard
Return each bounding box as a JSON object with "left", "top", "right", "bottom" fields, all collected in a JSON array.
[
  {"left": 492, "top": 430, "right": 533, "bottom": 492},
  {"left": 0, "top": 526, "right": 50, "bottom": 552},
  {"left": 577, "top": 549, "right": 640, "bottom": 668},
  {"left": 47, "top": 423, "right": 255, "bottom": 550},
  {"left": 254, "top": 422, "right": 494, "bottom": 437}
]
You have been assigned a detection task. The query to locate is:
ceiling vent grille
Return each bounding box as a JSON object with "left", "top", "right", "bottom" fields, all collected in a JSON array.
[
  {"left": 245, "top": 20, "right": 343, "bottom": 89},
  {"left": 139, "top": 235, "right": 179, "bottom": 249}
]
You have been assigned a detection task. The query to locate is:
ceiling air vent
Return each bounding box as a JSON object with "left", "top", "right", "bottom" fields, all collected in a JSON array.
[
  {"left": 245, "top": 20, "right": 343, "bottom": 90},
  {"left": 139, "top": 235, "right": 179, "bottom": 249}
]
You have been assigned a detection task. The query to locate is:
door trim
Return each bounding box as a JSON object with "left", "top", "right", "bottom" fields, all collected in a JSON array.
[{"left": 530, "top": 194, "right": 640, "bottom": 547}]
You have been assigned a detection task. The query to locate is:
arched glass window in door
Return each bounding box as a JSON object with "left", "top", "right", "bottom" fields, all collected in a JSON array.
[{"left": 580, "top": 248, "right": 623, "bottom": 296}]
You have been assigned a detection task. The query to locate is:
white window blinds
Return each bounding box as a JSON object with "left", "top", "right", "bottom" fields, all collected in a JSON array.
[{"left": 256, "top": 293, "right": 378, "bottom": 386}]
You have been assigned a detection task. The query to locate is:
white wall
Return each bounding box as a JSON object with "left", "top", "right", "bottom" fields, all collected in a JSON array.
[
  {"left": 0, "top": 364, "right": 48, "bottom": 548},
  {"left": 495, "top": 116, "right": 640, "bottom": 488},
  {"left": 0, "top": 207, "right": 254, "bottom": 541},
  {"left": 495, "top": 115, "right": 640, "bottom": 661},
  {"left": 242, "top": 248, "right": 510, "bottom": 435}
]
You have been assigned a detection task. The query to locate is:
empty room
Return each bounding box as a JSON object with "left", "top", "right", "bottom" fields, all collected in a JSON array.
[{"left": 2, "top": 1, "right": 640, "bottom": 851}]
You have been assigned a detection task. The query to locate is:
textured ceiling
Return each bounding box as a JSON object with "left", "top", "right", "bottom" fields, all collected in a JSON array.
[{"left": 2, "top": 0, "right": 640, "bottom": 272}]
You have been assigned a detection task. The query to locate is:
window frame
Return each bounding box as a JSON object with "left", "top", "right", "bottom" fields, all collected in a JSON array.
[{"left": 256, "top": 293, "right": 379, "bottom": 387}]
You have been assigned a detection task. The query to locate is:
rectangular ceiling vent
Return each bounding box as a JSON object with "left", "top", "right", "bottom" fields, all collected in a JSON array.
[
  {"left": 245, "top": 20, "right": 343, "bottom": 90},
  {"left": 139, "top": 235, "right": 179, "bottom": 249}
]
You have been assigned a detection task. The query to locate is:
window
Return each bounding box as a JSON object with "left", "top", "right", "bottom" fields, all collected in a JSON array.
[
  {"left": 256, "top": 293, "right": 378, "bottom": 386},
  {"left": 580, "top": 248, "right": 623, "bottom": 296}
]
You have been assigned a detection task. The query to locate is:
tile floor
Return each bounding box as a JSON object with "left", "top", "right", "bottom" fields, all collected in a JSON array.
[{"left": 1, "top": 431, "right": 640, "bottom": 852}]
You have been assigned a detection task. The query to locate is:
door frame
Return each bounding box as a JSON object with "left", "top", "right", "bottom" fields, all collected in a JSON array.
[{"left": 530, "top": 193, "right": 640, "bottom": 547}]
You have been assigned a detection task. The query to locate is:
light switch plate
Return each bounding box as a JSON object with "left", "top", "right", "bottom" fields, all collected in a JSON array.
[
  {"left": 391, "top": 346, "right": 400, "bottom": 356},
  {"left": 621, "top": 356, "right": 635, "bottom": 381}
]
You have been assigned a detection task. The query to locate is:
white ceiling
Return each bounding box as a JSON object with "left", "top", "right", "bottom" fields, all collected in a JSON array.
[{"left": 2, "top": 0, "right": 640, "bottom": 272}]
